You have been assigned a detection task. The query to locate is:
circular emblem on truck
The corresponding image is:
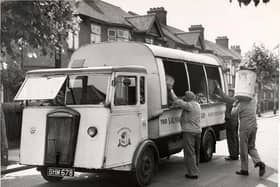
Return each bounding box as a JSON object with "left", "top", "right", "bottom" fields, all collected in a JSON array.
[
  {"left": 117, "top": 127, "right": 131, "bottom": 147},
  {"left": 30, "top": 127, "right": 36, "bottom": 134}
]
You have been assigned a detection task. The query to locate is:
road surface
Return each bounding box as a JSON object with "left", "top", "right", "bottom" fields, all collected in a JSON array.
[{"left": 1, "top": 114, "right": 278, "bottom": 187}]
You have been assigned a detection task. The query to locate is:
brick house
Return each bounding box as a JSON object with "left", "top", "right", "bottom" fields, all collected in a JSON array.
[
  {"left": 68, "top": 1, "right": 167, "bottom": 51},
  {"left": 68, "top": 0, "right": 204, "bottom": 54},
  {"left": 23, "top": 0, "right": 240, "bottom": 91},
  {"left": 22, "top": 0, "right": 206, "bottom": 72}
]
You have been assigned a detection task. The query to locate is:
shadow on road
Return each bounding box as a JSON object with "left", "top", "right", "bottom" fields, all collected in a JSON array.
[
  {"left": 2, "top": 154, "right": 277, "bottom": 187},
  {"left": 150, "top": 155, "right": 278, "bottom": 187},
  {"left": 35, "top": 172, "right": 138, "bottom": 187}
]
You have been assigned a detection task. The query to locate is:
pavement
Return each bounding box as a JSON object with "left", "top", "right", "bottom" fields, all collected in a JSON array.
[
  {"left": 1, "top": 110, "right": 278, "bottom": 175},
  {"left": 1, "top": 149, "right": 33, "bottom": 175}
]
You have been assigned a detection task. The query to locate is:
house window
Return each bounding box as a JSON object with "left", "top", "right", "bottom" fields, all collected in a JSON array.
[
  {"left": 108, "top": 28, "right": 130, "bottom": 42},
  {"left": 108, "top": 29, "right": 117, "bottom": 41},
  {"left": 117, "top": 30, "right": 130, "bottom": 41},
  {"left": 90, "top": 24, "right": 101, "bottom": 43},
  {"left": 67, "top": 31, "right": 79, "bottom": 49}
]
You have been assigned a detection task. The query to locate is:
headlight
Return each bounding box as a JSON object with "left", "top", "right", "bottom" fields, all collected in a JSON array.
[{"left": 87, "top": 126, "right": 98, "bottom": 138}]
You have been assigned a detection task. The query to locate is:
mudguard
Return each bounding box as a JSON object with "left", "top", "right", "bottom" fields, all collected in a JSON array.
[{"left": 132, "top": 139, "right": 160, "bottom": 170}]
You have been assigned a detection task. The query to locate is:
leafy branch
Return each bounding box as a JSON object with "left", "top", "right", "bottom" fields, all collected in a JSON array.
[
  {"left": 230, "top": 0, "right": 270, "bottom": 7},
  {"left": 1, "top": 0, "right": 79, "bottom": 58}
]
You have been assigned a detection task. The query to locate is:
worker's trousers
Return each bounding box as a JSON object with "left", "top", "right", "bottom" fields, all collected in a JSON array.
[
  {"left": 182, "top": 132, "right": 201, "bottom": 176},
  {"left": 239, "top": 127, "right": 261, "bottom": 171},
  {"left": 226, "top": 118, "right": 239, "bottom": 158}
]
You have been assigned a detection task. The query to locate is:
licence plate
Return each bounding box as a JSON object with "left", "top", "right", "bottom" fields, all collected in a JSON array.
[{"left": 47, "top": 167, "right": 74, "bottom": 177}]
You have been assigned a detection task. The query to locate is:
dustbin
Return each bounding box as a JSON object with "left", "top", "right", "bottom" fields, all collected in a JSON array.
[{"left": 234, "top": 69, "right": 257, "bottom": 100}]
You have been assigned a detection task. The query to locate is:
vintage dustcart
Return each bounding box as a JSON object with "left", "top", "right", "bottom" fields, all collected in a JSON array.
[{"left": 15, "top": 42, "right": 227, "bottom": 186}]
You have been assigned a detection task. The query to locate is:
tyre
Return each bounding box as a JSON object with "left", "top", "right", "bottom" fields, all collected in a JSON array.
[
  {"left": 39, "top": 167, "right": 63, "bottom": 182},
  {"left": 132, "top": 147, "right": 156, "bottom": 187},
  {"left": 200, "top": 130, "right": 215, "bottom": 162}
]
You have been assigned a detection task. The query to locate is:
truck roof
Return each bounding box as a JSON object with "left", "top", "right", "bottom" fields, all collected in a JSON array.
[
  {"left": 26, "top": 65, "right": 147, "bottom": 76},
  {"left": 68, "top": 42, "right": 221, "bottom": 69},
  {"left": 145, "top": 44, "right": 221, "bottom": 66}
]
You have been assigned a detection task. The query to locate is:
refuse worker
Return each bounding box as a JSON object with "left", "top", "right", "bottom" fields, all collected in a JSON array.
[
  {"left": 166, "top": 74, "right": 177, "bottom": 106},
  {"left": 173, "top": 91, "right": 201, "bottom": 179},
  {"left": 232, "top": 97, "right": 266, "bottom": 177},
  {"left": 215, "top": 83, "right": 239, "bottom": 161}
]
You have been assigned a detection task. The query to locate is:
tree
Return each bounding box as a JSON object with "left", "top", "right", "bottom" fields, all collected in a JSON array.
[
  {"left": 241, "top": 44, "right": 279, "bottom": 114},
  {"left": 1, "top": 0, "right": 80, "bottom": 99},
  {"left": 230, "top": 0, "right": 270, "bottom": 7},
  {"left": 1, "top": 0, "right": 78, "bottom": 58}
]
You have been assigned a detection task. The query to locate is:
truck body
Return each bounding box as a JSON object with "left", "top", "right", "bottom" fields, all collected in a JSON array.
[{"left": 15, "top": 42, "right": 227, "bottom": 186}]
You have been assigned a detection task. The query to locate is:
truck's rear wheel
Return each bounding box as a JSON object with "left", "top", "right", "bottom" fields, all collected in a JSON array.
[
  {"left": 133, "top": 147, "right": 155, "bottom": 186},
  {"left": 39, "top": 167, "right": 63, "bottom": 182},
  {"left": 200, "top": 130, "right": 215, "bottom": 162}
]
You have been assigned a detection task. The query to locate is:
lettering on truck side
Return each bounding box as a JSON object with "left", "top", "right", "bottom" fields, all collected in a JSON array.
[{"left": 208, "top": 111, "right": 224, "bottom": 117}]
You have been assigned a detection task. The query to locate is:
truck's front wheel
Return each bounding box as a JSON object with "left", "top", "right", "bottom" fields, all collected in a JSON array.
[
  {"left": 39, "top": 167, "right": 63, "bottom": 182},
  {"left": 133, "top": 147, "right": 155, "bottom": 186}
]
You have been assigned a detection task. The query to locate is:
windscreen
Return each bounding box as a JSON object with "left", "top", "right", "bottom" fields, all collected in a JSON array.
[
  {"left": 14, "top": 76, "right": 67, "bottom": 101},
  {"left": 66, "top": 74, "right": 110, "bottom": 105}
]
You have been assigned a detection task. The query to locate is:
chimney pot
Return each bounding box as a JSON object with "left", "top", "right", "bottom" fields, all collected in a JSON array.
[
  {"left": 231, "top": 45, "right": 241, "bottom": 54},
  {"left": 216, "top": 36, "right": 229, "bottom": 49},
  {"left": 188, "top": 24, "right": 205, "bottom": 46},
  {"left": 147, "top": 7, "right": 167, "bottom": 25}
]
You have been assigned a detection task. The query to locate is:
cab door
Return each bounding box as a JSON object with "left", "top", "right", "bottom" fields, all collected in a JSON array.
[{"left": 104, "top": 73, "right": 147, "bottom": 169}]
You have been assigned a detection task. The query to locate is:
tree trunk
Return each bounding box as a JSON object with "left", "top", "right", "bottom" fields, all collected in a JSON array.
[{"left": 1, "top": 104, "right": 9, "bottom": 166}]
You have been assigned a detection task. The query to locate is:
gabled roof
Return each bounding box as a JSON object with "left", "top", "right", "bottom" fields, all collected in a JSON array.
[
  {"left": 125, "top": 14, "right": 164, "bottom": 38},
  {"left": 176, "top": 31, "right": 204, "bottom": 50},
  {"left": 161, "top": 24, "right": 186, "bottom": 45},
  {"left": 75, "top": 0, "right": 132, "bottom": 27},
  {"left": 205, "top": 40, "right": 241, "bottom": 61},
  {"left": 125, "top": 14, "right": 156, "bottom": 32},
  {"left": 176, "top": 32, "right": 200, "bottom": 46},
  {"left": 160, "top": 25, "right": 204, "bottom": 50}
]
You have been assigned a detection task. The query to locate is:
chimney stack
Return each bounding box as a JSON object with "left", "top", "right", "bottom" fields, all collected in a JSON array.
[
  {"left": 147, "top": 7, "right": 167, "bottom": 25},
  {"left": 231, "top": 45, "right": 241, "bottom": 54},
  {"left": 189, "top": 24, "right": 205, "bottom": 44},
  {"left": 216, "top": 36, "right": 229, "bottom": 49}
]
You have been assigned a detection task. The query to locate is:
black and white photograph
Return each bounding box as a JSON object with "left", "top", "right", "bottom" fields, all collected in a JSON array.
[{"left": 1, "top": 0, "right": 279, "bottom": 186}]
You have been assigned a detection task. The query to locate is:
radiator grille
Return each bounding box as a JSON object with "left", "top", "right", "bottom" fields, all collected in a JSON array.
[{"left": 44, "top": 109, "right": 80, "bottom": 166}]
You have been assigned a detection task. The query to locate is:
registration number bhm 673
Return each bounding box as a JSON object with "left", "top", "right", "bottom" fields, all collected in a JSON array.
[{"left": 47, "top": 167, "right": 74, "bottom": 177}]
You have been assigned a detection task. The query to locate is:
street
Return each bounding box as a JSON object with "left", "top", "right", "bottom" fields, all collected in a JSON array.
[{"left": 1, "top": 114, "right": 278, "bottom": 187}]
